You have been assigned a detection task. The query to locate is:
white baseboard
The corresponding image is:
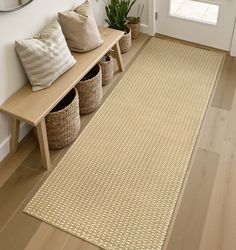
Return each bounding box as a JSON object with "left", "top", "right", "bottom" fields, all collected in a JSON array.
[
  {"left": 140, "top": 23, "right": 156, "bottom": 36},
  {"left": 0, "top": 123, "right": 32, "bottom": 162},
  {"left": 140, "top": 23, "right": 150, "bottom": 35}
]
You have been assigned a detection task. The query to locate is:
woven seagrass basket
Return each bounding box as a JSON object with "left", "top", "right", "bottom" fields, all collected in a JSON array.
[
  {"left": 76, "top": 64, "right": 102, "bottom": 115},
  {"left": 119, "top": 27, "right": 131, "bottom": 54},
  {"left": 128, "top": 22, "right": 140, "bottom": 39},
  {"left": 45, "top": 88, "right": 80, "bottom": 149},
  {"left": 99, "top": 55, "right": 114, "bottom": 86}
]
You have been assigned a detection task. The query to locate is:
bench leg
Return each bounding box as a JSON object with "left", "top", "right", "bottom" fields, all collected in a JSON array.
[
  {"left": 113, "top": 42, "right": 124, "bottom": 72},
  {"left": 36, "top": 119, "right": 51, "bottom": 170},
  {"left": 10, "top": 118, "right": 20, "bottom": 154}
]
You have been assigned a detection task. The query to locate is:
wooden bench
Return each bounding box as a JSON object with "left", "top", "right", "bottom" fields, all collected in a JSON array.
[{"left": 0, "top": 27, "right": 124, "bottom": 170}]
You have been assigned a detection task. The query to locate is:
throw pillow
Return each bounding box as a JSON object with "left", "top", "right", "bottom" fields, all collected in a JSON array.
[
  {"left": 58, "top": 0, "right": 103, "bottom": 52},
  {"left": 15, "top": 21, "right": 76, "bottom": 92}
]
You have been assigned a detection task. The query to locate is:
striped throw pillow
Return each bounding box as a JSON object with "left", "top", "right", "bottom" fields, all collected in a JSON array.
[{"left": 15, "top": 21, "right": 76, "bottom": 92}]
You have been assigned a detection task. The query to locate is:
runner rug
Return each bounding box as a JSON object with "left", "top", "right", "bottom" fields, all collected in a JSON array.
[{"left": 24, "top": 38, "right": 224, "bottom": 250}]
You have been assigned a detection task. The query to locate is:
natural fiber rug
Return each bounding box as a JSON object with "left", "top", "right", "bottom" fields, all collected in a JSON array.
[{"left": 24, "top": 38, "right": 223, "bottom": 250}]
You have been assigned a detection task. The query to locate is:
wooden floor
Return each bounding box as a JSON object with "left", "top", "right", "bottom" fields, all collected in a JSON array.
[{"left": 0, "top": 34, "right": 236, "bottom": 250}]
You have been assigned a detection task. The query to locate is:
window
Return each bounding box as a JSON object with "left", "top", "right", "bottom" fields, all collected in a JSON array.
[{"left": 170, "top": 0, "right": 220, "bottom": 25}]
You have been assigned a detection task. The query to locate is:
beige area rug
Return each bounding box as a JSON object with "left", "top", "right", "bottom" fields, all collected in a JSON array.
[{"left": 24, "top": 38, "right": 224, "bottom": 250}]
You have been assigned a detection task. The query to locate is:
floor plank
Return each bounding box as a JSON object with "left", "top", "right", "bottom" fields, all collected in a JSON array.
[
  {"left": 166, "top": 149, "right": 219, "bottom": 250},
  {"left": 198, "top": 107, "right": 229, "bottom": 154},
  {"left": 225, "top": 89, "right": 236, "bottom": 144},
  {"left": 22, "top": 144, "right": 67, "bottom": 171},
  {"left": 25, "top": 223, "right": 70, "bottom": 250},
  {"left": 0, "top": 132, "right": 37, "bottom": 188},
  {"left": 0, "top": 210, "right": 40, "bottom": 250},
  {"left": 212, "top": 55, "right": 236, "bottom": 111},
  {"left": 62, "top": 235, "right": 101, "bottom": 250},
  {"left": 199, "top": 141, "right": 236, "bottom": 250},
  {"left": 0, "top": 165, "right": 44, "bottom": 232}
]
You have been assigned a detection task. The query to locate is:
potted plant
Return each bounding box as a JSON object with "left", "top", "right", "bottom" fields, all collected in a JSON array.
[
  {"left": 128, "top": 3, "right": 144, "bottom": 39},
  {"left": 104, "top": 0, "right": 136, "bottom": 53}
]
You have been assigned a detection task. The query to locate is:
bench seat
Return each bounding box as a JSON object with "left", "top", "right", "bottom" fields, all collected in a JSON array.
[{"left": 0, "top": 27, "right": 124, "bottom": 169}]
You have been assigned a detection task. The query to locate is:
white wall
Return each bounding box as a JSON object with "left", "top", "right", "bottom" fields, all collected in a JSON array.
[
  {"left": 0, "top": 0, "right": 19, "bottom": 9},
  {"left": 0, "top": 0, "right": 4, "bottom": 8},
  {"left": 0, "top": 0, "right": 105, "bottom": 161}
]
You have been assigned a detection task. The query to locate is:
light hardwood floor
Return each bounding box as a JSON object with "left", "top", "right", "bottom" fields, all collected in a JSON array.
[{"left": 0, "top": 34, "right": 236, "bottom": 250}]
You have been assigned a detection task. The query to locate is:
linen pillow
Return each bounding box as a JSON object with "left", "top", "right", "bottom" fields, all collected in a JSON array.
[
  {"left": 15, "top": 21, "right": 76, "bottom": 92},
  {"left": 58, "top": 0, "right": 103, "bottom": 52}
]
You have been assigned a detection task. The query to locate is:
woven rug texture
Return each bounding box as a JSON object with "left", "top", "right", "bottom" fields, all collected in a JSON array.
[{"left": 24, "top": 38, "right": 223, "bottom": 250}]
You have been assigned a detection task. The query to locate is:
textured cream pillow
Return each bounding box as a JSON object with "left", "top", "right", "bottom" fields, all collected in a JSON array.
[
  {"left": 58, "top": 0, "right": 103, "bottom": 52},
  {"left": 15, "top": 21, "right": 76, "bottom": 92}
]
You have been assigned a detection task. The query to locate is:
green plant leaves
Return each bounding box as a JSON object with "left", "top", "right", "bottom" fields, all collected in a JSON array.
[{"left": 104, "top": 0, "right": 136, "bottom": 31}]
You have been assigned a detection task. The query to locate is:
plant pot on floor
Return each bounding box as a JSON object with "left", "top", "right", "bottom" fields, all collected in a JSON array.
[
  {"left": 99, "top": 54, "right": 114, "bottom": 86},
  {"left": 119, "top": 27, "right": 131, "bottom": 54},
  {"left": 45, "top": 87, "right": 80, "bottom": 149},
  {"left": 76, "top": 64, "right": 102, "bottom": 115},
  {"left": 128, "top": 21, "right": 140, "bottom": 39}
]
